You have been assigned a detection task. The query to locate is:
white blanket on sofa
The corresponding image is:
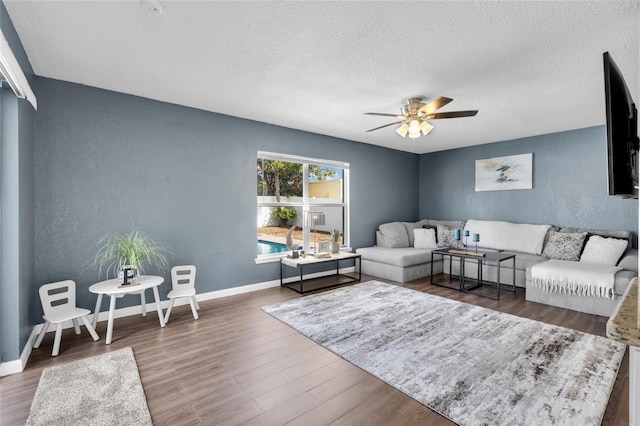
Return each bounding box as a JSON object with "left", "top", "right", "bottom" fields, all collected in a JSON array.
[
  {"left": 530, "top": 260, "right": 621, "bottom": 299},
  {"left": 464, "top": 220, "right": 551, "bottom": 255}
]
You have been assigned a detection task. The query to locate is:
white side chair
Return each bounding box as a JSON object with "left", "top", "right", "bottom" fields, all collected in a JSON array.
[
  {"left": 164, "top": 265, "right": 199, "bottom": 323},
  {"left": 34, "top": 280, "right": 99, "bottom": 356}
]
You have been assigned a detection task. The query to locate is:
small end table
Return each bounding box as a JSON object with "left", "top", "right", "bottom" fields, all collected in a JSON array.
[{"left": 430, "top": 248, "right": 516, "bottom": 300}]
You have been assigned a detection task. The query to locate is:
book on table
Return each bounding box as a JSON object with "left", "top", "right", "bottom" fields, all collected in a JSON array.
[{"left": 311, "top": 252, "right": 331, "bottom": 258}]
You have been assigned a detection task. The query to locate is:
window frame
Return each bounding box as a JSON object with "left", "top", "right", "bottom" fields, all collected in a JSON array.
[{"left": 256, "top": 151, "right": 350, "bottom": 263}]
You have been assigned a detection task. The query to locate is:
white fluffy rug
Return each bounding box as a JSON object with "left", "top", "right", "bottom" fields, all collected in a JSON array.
[
  {"left": 26, "top": 347, "right": 152, "bottom": 426},
  {"left": 262, "top": 281, "right": 624, "bottom": 425}
]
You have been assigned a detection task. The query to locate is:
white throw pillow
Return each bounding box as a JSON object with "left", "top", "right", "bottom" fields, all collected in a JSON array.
[
  {"left": 580, "top": 235, "right": 628, "bottom": 266},
  {"left": 414, "top": 228, "right": 438, "bottom": 249}
]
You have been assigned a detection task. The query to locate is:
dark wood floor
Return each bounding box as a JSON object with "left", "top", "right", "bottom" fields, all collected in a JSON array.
[{"left": 0, "top": 274, "right": 629, "bottom": 425}]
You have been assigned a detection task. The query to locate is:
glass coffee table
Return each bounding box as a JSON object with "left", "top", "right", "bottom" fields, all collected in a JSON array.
[{"left": 430, "top": 248, "right": 516, "bottom": 300}]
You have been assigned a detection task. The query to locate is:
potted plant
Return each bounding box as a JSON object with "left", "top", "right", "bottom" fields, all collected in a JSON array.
[
  {"left": 92, "top": 230, "right": 171, "bottom": 283},
  {"left": 330, "top": 229, "right": 341, "bottom": 254}
]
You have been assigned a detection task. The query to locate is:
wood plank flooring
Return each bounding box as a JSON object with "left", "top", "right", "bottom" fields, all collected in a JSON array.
[{"left": 0, "top": 274, "right": 629, "bottom": 425}]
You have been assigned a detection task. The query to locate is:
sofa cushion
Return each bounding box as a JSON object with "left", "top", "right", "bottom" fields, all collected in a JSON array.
[
  {"left": 580, "top": 235, "right": 628, "bottom": 266},
  {"left": 501, "top": 252, "right": 547, "bottom": 272},
  {"left": 617, "top": 249, "right": 638, "bottom": 273},
  {"left": 376, "top": 222, "right": 410, "bottom": 248},
  {"left": 541, "top": 231, "right": 588, "bottom": 261},
  {"left": 414, "top": 228, "right": 438, "bottom": 249},
  {"left": 356, "top": 246, "right": 434, "bottom": 268},
  {"left": 613, "top": 270, "right": 637, "bottom": 295},
  {"left": 464, "top": 219, "right": 551, "bottom": 255}
]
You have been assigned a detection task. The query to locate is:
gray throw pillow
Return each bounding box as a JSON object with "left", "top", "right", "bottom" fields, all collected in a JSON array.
[
  {"left": 542, "top": 231, "right": 588, "bottom": 261},
  {"left": 437, "top": 225, "right": 464, "bottom": 249}
]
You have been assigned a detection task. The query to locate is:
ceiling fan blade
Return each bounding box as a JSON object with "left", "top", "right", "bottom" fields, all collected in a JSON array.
[
  {"left": 364, "top": 112, "right": 403, "bottom": 118},
  {"left": 424, "top": 110, "right": 478, "bottom": 119},
  {"left": 418, "top": 97, "right": 453, "bottom": 115},
  {"left": 365, "top": 121, "right": 404, "bottom": 132}
]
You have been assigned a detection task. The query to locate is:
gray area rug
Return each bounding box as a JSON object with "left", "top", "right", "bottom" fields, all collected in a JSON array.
[
  {"left": 26, "top": 347, "right": 152, "bottom": 426},
  {"left": 262, "top": 281, "right": 625, "bottom": 425}
]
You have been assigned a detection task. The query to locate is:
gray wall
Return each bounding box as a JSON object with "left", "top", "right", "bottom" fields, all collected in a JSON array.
[
  {"left": 32, "top": 77, "right": 419, "bottom": 325},
  {"left": 0, "top": 0, "right": 35, "bottom": 363},
  {"left": 419, "top": 126, "right": 638, "bottom": 243}
]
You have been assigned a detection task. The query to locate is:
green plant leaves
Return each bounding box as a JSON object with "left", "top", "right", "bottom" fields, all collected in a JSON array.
[{"left": 92, "top": 230, "right": 171, "bottom": 280}]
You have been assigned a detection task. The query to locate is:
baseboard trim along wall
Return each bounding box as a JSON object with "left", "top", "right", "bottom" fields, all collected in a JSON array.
[
  {"left": 0, "top": 266, "right": 356, "bottom": 376},
  {"left": 0, "top": 328, "right": 39, "bottom": 376}
]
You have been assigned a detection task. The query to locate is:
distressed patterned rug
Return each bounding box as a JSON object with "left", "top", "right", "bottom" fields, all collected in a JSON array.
[
  {"left": 26, "top": 347, "right": 152, "bottom": 426},
  {"left": 262, "top": 281, "right": 624, "bottom": 425}
]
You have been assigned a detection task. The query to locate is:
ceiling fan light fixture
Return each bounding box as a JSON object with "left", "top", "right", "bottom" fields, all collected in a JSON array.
[
  {"left": 396, "top": 123, "right": 409, "bottom": 137},
  {"left": 420, "top": 120, "right": 433, "bottom": 135},
  {"left": 408, "top": 119, "right": 421, "bottom": 138},
  {"left": 365, "top": 96, "right": 478, "bottom": 140}
]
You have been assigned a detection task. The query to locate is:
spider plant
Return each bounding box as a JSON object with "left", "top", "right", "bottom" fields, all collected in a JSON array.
[{"left": 92, "top": 230, "right": 171, "bottom": 280}]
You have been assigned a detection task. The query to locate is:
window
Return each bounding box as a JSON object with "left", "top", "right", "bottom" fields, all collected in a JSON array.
[{"left": 257, "top": 151, "right": 350, "bottom": 260}]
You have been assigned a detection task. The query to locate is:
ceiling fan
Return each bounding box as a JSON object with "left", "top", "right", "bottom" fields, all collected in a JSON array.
[{"left": 365, "top": 97, "right": 478, "bottom": 139}]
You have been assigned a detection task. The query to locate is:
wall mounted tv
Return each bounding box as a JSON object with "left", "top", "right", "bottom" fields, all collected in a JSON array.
[{"left": 604, "top": 51, "right": 639, "bottom": 199}]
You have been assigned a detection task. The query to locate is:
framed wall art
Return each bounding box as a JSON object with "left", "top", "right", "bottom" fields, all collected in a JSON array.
[{"left": 475, "top": 153, "right": 533, "bottom": 192}]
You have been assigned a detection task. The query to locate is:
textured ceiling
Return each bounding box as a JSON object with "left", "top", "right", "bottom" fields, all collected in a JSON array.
[{"left": 3, "top": 1, "right": 640, "bottom": 154}]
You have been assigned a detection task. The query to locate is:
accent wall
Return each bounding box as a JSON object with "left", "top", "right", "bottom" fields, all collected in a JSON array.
[
  {"left": 418, "top": 126, "right": 638, "bottom": 244},
  {"left": 31, "top": 77, "right": 419, "bottom": 328}
]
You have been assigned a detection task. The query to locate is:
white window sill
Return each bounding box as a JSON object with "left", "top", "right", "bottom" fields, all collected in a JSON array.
[{"left": 254, "top": 254, "right": 286, "bottom": 264}]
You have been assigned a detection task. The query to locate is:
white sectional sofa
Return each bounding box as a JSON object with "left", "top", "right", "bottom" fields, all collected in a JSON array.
[{"left": 355, "top": 219, "right": 638, "bottom": 317}]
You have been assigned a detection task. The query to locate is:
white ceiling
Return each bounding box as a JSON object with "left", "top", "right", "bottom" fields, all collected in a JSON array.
[{"left": 4, "top": 0, "right": 640, "bottom": 154}]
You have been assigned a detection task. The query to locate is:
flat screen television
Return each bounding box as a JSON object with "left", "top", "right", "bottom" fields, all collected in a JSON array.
[{"left": 604, "top": 51, "right": 639, "bottom": 198}]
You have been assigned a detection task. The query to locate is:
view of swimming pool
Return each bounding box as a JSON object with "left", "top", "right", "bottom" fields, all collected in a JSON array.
[{"left": 257, "top": 240, "right": 300, "bottom": 255}]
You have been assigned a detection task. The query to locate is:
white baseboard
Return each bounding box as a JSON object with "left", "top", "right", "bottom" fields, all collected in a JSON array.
[
  {"left": 0, "top": 266, "right": 356, "bottom": 376},
  {"left": 0, "top": 327, "right": 40, "bottom": 377}
]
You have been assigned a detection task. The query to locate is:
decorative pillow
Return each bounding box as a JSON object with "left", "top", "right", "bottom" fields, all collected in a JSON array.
[
  {"left": 559, "top": 227, "right": 631, "bottom": 252},
  {"left": 437, "top": 225, "right": 463, "bottom": 249},
  {"left": 414, "top": 228, "right": 438, "bottom": 249},
  {"left": 541, "top": 231, "right": 588, "bottom": 261},
  {"left": 422, "top": 224, "right": 438, "bottom": 243},
  {"left": 580, "top": 235, "right": 628, "bottom": 266}
]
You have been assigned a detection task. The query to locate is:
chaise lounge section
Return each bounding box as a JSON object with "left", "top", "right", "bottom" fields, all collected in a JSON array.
[
  {"left": 524, "top": 226, "right": 638, "bottom": 317},
  {"left": 356, "top": 220, "right": 464, "bottom": 283}
]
